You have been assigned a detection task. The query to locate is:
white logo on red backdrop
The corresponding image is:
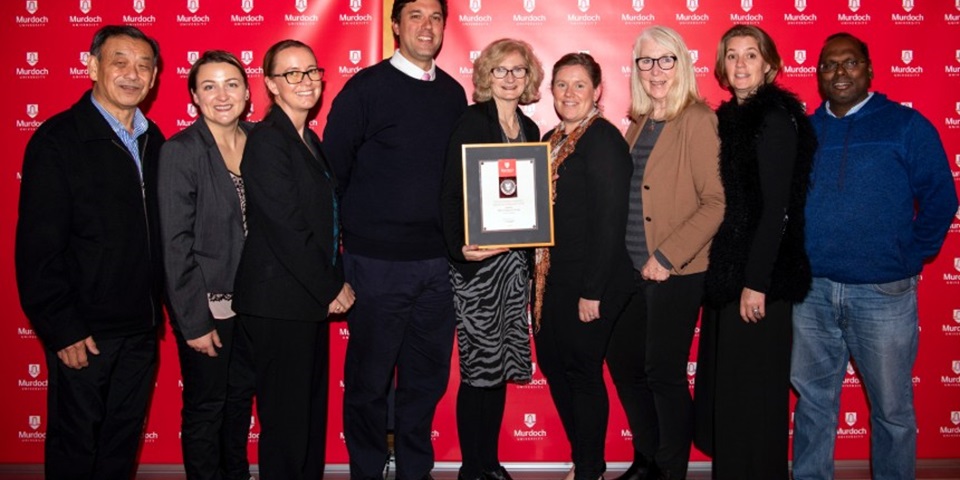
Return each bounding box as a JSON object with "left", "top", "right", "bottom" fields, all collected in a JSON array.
[
  {"left": 952, "top": 360, "right": 960, "bottom": 374},
  {"left": 241, "top": 50, "right": 254, "bottom": 66},
  {"left": 26, "top": 0, "right": 38, "bottom": 14},
  {"left": 242, "top": 0, "right": 253, "bottom": 13},
  {"left": 578, "top": 0, "right": 589, "bottom": 13},
  {"left": 187, "top": 103, "right": 198, "bottom": 118},
  {"left": 296, "top": 0, "right": 307, "bottom": 13},
  {"left": 187, "top": 51, "right": 199, "bottom": 65},
  {"left": 795, "top": 0, "right": 806, "bottom": 12},
  {"left": 531, "top": 361, "right": 538, "bottom": 376},
  {"left": 632, "top": 0, "right": 644, "bottom": 12},
  {"left": 349, "top": 0, "right": 360, "bottom": 13},
  {"left": 469, "top": 50, "right": 481, "bottom": 62},
  {"left": 523, "top": 0, "right": 535, "bottom": 13},
  {"left": 741, "top": 0, "right": 752, "bottom": 12},
  {"left": 28, "top": 364, "right": 40, "bottom": 378},
  {"left": 953, "top": 411, "right": 960, "bottom": 425},
  {"left": 955, "top": 206, "right": 960, "bottom": 221},
  {"left": 687, "top": 361, "right": 697, "bottom": 376},
  {"left": 26, "top": 52, "right": 38, "bottom": 66},
  {"left": 250, "top": 415, "right": 255, "bottom": 430},
  {"left": 845, "top": 412, "right": 857, "bottom": 426},
  {"left": 954, "top": 257, "right": 960, "bottom": 272},
  {"left": 902, "top": 0, "right": 914, "bottom": 12},
  {"left": 524, "top": 413, "right": 536, "bottom": 428},
  {"left": 520, "top": 103, "right": 535, "bottom": 117},
  {"left": 956, "top": 103, "right": 960, "bottom": 116},
  {"left": 26, "top": 104, "right": 38, "bottom": 119},
  {"left": 902, "top": 50, "right": 913, "bottom": 65},
  {"left": 349, "top": 50, "right": 361, "bottom": 65},
  {"left": 795, "top": 50, "right": 807, "bottom": 64},
  {"left": 956, "top": 0, "right": 960, "bottom": 11},
  {"left": 689, "top": 50, "right": 699, "bottom": 63},
  {"left": 848, "top": 0, "right": 860, "bottom": 12},
  {"left": 686, "top": 0, "right": 698, "bottom": 12},
  {"left": 80, "top": 51, "right": 90, "bottom": 65},
  {"left": 80, "top": 0, "right": 91, "bottom": 14},
  {"left": 469, "top": 0, "right": 480, "bottom": 14},
  {"left": 955, "top": 154, "right": 960, "bottom": 169},
  {"left": 954, "top": 310, "right": 960, "bottom": 323},
  {"left": 29, "top": 416, "right": 41, "bottom": 430},
  {"left": 847, "top": 361, "right": 856, "bottom": 375},
  {"left": 134, "top": 0, "right": 145, "bottom": 13},
  {"left": 187, "top": 0, "right": 199, "bottom": 13}
]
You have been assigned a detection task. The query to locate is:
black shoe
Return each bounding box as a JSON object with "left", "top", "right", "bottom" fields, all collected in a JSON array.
[
  {"left": 614, "top": 458, "right": 659, "bottom": 480},
  {"left": 483, "top": 467, "right": 514, "bottom": 480}
]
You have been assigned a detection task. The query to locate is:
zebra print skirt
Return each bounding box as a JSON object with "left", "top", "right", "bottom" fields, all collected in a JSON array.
[{"left": 451, "top": 250, "right": 532, "bottom": 387}]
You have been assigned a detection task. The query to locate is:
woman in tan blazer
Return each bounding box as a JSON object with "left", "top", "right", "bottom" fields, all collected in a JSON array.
[{"left": 606, "top": 26, "right": 724, "bottom": 480}]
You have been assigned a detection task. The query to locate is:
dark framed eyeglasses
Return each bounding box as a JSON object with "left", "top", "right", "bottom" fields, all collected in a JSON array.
[
  {"left": 818, "top": 59, "right": 867, "bottom": 73},
  {"left": 635, "top": 55, "right": 677, "bottom": 71},
  {"left": 271, "top": 67, "right": 325, "bottom": 84},
  {"left": 491, "top": 66, "right": 529, "bottom": 79}
]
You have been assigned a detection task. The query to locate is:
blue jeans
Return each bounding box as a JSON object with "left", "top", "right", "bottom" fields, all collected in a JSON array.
[{"left": 790, "top": 276, "right": 918, "bottom": 480}]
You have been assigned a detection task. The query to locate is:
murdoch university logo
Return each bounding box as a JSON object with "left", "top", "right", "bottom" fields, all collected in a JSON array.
[
  {"left": 952, "top": 360, "right": 960, "bottom": 374},
  {"left": 26, "top": 104, "right": 38, "bottom": 119},
  {"left": 250, "top": 415, "right": 256, "bottom": 430},
  {"left": 523, "top": 0, "right": 535, "bottom": 13},
  {"left": 133, "top": 0, "right": 145, "bottom": 13},
  {"left": 846, "top": 361, "right": 856, "bottom": 375},
  {"left": 80, "top": 0, "right": 91, "bottom": 14},
  {"left": 241, "top": 0, "right": 253, "bottom": 13},
  {"left": 689, "top": 50, "right": 699, "bottom": 63},
  {"left": 848, "top": 0, "right": 860, "bottom": 12},
  {"left": 469, "top": 0, "right": 480, "bottom": 14},
  {"left": 903, "top": 0, "right": 914, "bottom": 12},
  {"left": 349, "top": 0, "right": 360, "bottom": 13},
  {"left": 686, "top": 0, "right": 698, "bottom": 12},
  {"left": 741, "top": 0, "right": 753, "bottom": 12},
  {"left": 80, "top": 51, "right": 90, "bottom": 66},
  {"left": 295, "top": 0, "right": 308, "bottom": 13},
  {"left": 578, "top": 0, "right": 589, "bottom": 13},
  {"left": 953, "top": 257, "right": 960, "bottom": 272},
  {"left": 187, "top": 103, "right": 198, "bottom": 118},
  {"left": 952, "top": 411, "right": 960, "bottom": 426},
  {"left": 187, "top": 0, "right": 199, "bottom": 13},
  {"left": 469, "top": 50, "right": 482, "bottom": 63},
  {"left": 795, "top": 0, "right": 806, "bottom": 12},
  {"left": 795, "top": 50, "right": 807, "bottom": 64},
  {"left": 902, "top": 50, "right": 913, "bottom": 65},
  {"left": 29, "top": 415, "right": 41, "bottom": 430},
  {"left": 28, "top": 364, "right": 41, "bottom": 378},
  {"left": 187, "top": 51, "right": 199, "bottom": 65},
  {"left": 241, "top": 50, "right": 254, "bottom": 66},
  {"left": 349, "top": 50, "right": 361, "bottom": 65},
  {"left": 686, "top": 361, "right": 697, "bottom": 376},
  {"left": 26, "top": 51, "right": 38, "bottom": 66},
  {"left": 845, "top": 412, "right": 857, "bottom": 426},
  {"left": 524, "top": 413, "right": 536, "bottom": 428},
  {"left": 632, "top": 0, "right": 644, "bottom": 12},
  {"left": 26, "top": 0, "right": 38, "bottom": 14}
]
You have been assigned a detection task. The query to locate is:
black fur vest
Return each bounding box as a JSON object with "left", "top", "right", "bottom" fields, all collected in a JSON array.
[{"left": 704, "top": 83, "right": 817, "bottom": 306}]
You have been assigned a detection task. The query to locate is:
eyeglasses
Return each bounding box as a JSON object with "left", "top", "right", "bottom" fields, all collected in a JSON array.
[
  {"left": 635, "top": 55, "right": 677, "bottom": 71},
  {"left": 491, "top": 66, "right": 529, "bottom": 79},
  {"left": 270, "top": 67, "right": 324, "bottom": 84},
  {"left": 818, "top": 59, "right": 866, "bottom": 73}
]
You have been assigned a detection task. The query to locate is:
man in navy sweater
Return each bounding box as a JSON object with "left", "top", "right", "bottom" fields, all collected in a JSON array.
[
  {"left": 323, "top": 1, "right": 466, "bottom": 479},
  {"left": 791, "top": 33, "right": 957, "bottom": 480}
]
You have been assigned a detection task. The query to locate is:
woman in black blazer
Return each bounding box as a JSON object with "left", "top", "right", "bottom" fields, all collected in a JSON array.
[
  {"left": 440, "top": 38, "right": 543, "bottom": 480},
  {"left": 232, "top": 40, "right": 354, "bottom": 480},
  {"left": 534, "top": 53, "right": 634, "bottom": 480},
  {"left": 158, "top": 50, "right": 255, "bottom": 480}
]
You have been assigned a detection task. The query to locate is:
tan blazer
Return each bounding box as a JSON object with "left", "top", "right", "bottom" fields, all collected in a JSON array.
[{"left": 624, "top": 101, "right": 724, "bottom": 275}]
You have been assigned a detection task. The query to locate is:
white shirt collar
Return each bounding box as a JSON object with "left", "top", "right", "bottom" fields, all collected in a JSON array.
[
  {"left": 826, "top": 92, "right": 874, "bottom": 118},
  {"left": 389, "top": 49, "right": 436, "bottom": 81}
]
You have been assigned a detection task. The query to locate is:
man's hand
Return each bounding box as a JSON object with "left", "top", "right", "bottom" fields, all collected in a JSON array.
[
  {"left": 187, "top": 329, "right": 222, "bottom": 358},
  {"left": 57, "top": 336, "right": 99, "bottom": 369},
  {"left": 329, "top": 283, "right": 356, "bottom": 315}
]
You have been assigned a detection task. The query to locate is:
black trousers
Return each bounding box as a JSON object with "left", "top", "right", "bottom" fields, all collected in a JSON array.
[
  {"left": 694, "top": 300, "right": 792, "bottom": 480},
  {"left": 342, "top": 253, "right": 456, "bottom": 480},
  {"left": 44, "top": 330, "right": 157, "bottom": 480},
  {"left": 456, "top": 383, "right": 507, "bottom": 479},
  {"left": 535, "top": 283, "right": 625, "bottom": 480},
  {"left": 606, "top": 272, "right": 704, "bottom": 479},
  {"left": 174, "top": 316, "right": 255, "bottom": 480},
  {"left": 235, "top": 314, "right": 328, "bottom": 480}
]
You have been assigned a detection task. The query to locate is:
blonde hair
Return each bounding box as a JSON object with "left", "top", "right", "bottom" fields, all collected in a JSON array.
[
  {"left": 472, "top": 38, "right": 544, "bottom": 105},
  {"left": 629, "top": 26, "right": 701, "bottom": 121}
]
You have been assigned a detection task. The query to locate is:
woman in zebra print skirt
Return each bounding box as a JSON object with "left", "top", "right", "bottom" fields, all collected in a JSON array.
[{"left": 440, "top": 38, "right": 544, "bottom": 480}]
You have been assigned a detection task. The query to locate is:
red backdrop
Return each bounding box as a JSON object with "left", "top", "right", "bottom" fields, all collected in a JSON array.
[{"left": 2, "top": 0, "right": 959, "bottom": 466}]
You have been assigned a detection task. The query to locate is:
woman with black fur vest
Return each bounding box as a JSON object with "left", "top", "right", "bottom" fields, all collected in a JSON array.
[{"left": 694, "top": 25, "right": 817, "bottom": 480}]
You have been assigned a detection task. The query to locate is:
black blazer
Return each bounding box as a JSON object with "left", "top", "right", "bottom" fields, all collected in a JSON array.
[
  {"left": 441, "top": 100, "right": 540, "bottom": 281},
  {"left": 15, "top": 90, "right": 165, "bottom": 351},
  {"left": 158, "top": 119, "right": 254, "bottom": 339},
  {"left": 233, "top": 107, "right": 343, "bottom": 322},
  {"left": 543, "top": 118, "right": 634, "bottom": 304}
]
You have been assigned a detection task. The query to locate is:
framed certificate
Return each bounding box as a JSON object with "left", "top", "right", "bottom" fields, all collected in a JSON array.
[{"left": 462, "top": 142, "right": 554, "bottom": 248}]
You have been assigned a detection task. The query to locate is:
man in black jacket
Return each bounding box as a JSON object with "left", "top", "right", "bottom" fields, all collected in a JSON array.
[{"left": 15, "top": 25, "right": 165, "bottom": 480}]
